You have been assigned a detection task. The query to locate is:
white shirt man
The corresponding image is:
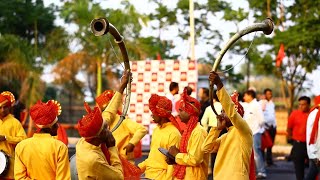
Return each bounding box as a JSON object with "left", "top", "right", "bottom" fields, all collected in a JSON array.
[{"left": 260, "top": 99, "right": 276, "bottom": 128}]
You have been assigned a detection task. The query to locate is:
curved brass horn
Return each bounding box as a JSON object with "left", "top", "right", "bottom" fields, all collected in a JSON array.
[
  {"left": 209, "top": 18, "right": 274, "bottom": 115},
  {"left": 90, "top": 18, "right": 131, "bottom": 132}
]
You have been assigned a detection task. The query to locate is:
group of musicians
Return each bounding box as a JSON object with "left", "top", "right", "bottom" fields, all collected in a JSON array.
[{"left": 1, "top": 70, "right": 257, "bottom": 180}]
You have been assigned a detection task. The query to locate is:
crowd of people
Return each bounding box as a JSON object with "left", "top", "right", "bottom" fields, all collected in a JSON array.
[{"left": 0, "top": 69, "right": 319, "bottom": 180}]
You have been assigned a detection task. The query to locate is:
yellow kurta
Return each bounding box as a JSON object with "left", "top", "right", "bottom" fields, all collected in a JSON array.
[
  {"left": 14, "top": 133, "right": 70, "bottom": 180},
  {"left": 201, "top": 87, "right": 253, "bottom": 180},
  {"left": 175, "top": 124, "right": 209, "bottom": 180},
  {"left": 111, "top": 116, "right": 147, "bottom": 161},
  {"left": 76, "top": 138, "right": 123, "bottom": 180},
  {"left": 0, "top": 114, "right": 27, "bottom": 179},
  {"left": 138, "top": 122, "right": 181, "bottom": 180}
]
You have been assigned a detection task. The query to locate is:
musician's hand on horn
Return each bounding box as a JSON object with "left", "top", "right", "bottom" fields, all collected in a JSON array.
[
  {"left": 119, "top": 69, "right": 132, "bottom": 94},
  {"left": 209, "top": 71, "right": 224, "bottom": 90}
]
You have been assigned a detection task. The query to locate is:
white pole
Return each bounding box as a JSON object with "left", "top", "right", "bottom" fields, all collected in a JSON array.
[{"left": 189, "top": 0, "right": 195, "bottom": 60}]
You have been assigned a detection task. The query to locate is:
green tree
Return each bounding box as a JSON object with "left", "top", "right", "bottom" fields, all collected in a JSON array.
[
  {"left": 59, "top": 0, "right": 149, "bottom": 98},
  {"left": 247, "top": 0, "right": 320, "bottom": 113}
]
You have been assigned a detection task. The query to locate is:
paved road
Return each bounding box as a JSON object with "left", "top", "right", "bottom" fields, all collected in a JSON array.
[{"left": 136, "top": 154, "right": 298, "bottom": 180}]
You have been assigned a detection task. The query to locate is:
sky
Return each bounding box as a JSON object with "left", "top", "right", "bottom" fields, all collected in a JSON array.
[{"left": 43, "top": 0, "right": 320, "bottom": 96}]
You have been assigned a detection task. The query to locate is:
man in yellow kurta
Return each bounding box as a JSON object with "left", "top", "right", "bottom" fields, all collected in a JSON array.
[
  {"left": 14, "top": 100, "right": 70, "bottom": 180},
  {"left": 138, "top": 94, "right": 181, "bottom": 180},
  {"left": 76, "top": 70, "right": 130, "bottom": 180},
  {"left": 0, "top": 91, "right": 27, "bottom": 179},
  {"left": 201, "top": 71, "right": 253, "bottom": 180},
  {"left": 168, "top": 88, "right": 209, "bottom": 180},
  {"left": 96, "top": 90, "right": 147, "bottom": 163},
  {"left": 76, "top": 103, "right": 123, "bottom": 180}
]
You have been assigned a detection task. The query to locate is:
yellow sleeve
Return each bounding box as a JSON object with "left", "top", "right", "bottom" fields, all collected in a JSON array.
[
  {"left": 126, "top": 119, "right": 148, "bottom": 146},
  {"left": 14, "top": 144, "right": 31, "bottom": 180},
  {"left": 175, "top": 129, "right": 206, "bottom": 166},
  {"left": 108, "top": 146, "right": 123, "bottom": 174},
  {"left": 92, "top": 147, "right": 123, "bottom": 179},
  {"left": 201, "top": 127, "right": 221, "bottom": 153},
  {"left": 217, "top": 87, "right": 252, "bottom": 136},
  {"left": 166, "top": 131, "right": 181, "bottom": 149},
  {"left": 56, "top": 145, "right": 71, "bottom": 180},
  {"left": 6, "top": 121, "right": 27, "bottom": 144},
  {"left": 138, "top": 161, "right": 146, "bottom": 172},
  {"left": 102, "top": 92, "right": 122, "bottom": 126}
]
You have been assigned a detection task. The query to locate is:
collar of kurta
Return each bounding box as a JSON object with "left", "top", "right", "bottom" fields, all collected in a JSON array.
[
  {"left": 81, "top": 138, "right": 103, "bottom": 149},
  {"left": 158, "top": 122, "right": 173, "bottom": 129},
  {"left": 32, "top": 133, "right": 53, "bottom": 138},
  {"left": 0, "top": 114, "right": 13, "bottom": 122}
]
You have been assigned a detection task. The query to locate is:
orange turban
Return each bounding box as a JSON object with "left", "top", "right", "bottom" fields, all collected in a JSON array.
[
  {"left": 96, "top": 90, "right": 115, "bottom": 110},
  {"left": 231, "top": 91, "right": 244, "bottom": 117},
  {"left": 77, "top": 102, "right": 105, "bottom": 139},
  {"left": 149, "top": 94, "right": 181, "bottom": 132},
  {"left": 0, "top": 91, "right": 15, "bottom": 107},
  {"left": 178, "top": 88, "right": 201, "bottom": 116},
  {"left": 149, "top": 94, "right": 172, "bottom": 118},
  {"left": 30, "top": 100, "right": 61, "bottom": 128}
]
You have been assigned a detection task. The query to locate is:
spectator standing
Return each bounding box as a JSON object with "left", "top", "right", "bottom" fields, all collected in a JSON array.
[
  {"left": 243, "top": 89, "right": 266, "bottom": 179},
  {"left": 260, "top": 88, "right": 277, "bottom": 166},
  {"left": 166, "top": 82, "right": 179, "bottom": 116},
  {"left": 198, "top": 87, "right": 210, "bottom": 121},
  {"left": 287, "top": 96, "right": 311, "bottom": 180}
]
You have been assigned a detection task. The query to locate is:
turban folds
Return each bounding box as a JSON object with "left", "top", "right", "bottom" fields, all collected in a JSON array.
[
  {"left": 30, "top": 100, "right": 61, "bottom": 128},
  {"left": 149, "top": 94, "right": 181, "bottom": 132},
  {"left": 231, "top": 91, "right": 244, "bottom": 117},
  {"left": 149, "top": 94, "right": 172, "bottom": 118},
  {"left": 178, "top": 89, "right": 201, "bottom": 116},
  {"left": 96, "top": 90, "right": 115, "bottom": 110},
  {"left": 77, "top": 102, "right": 105, "bottom": 139},
  {"left": 0, "top": 91, "right": 15, "bottom": 107}
]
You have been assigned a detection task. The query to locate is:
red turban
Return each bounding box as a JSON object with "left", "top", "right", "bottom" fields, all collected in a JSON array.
[
  {"left": 96, "top": 90, "right": 115, "bottom": 110},
  {"left": 178, "top": 88, "right": 201, "bottom": 116},
  {"left": 149, "top": 94, "right": 172, "bottom": 118},
  {"left": 0, "top": 91, "right": 15, "bottom": 107},
  {"left": 173, "top": 88, "right": 200, "bottom": 179},
  {"left": 30, "top": 100, "right": 61, "bottom": 128},
  {"left": 231, "top": 91, "right": 244, "bottom": 117},
  {"left": 149, "top": 94, "right": 181, "bottom": 132},
  {"left": 77, "top": 102, "right": 105, "bottom": 139}
]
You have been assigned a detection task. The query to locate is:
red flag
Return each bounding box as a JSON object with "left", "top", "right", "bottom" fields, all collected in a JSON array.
[
  {"left": 156, "top": 52, "right": 162, "bottom": 60},
  {"left": 276, "top": 43, "right": 285, "bottom": 67}
]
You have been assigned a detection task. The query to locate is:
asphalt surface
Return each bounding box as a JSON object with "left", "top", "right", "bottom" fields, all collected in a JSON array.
[{"left": 135, "top": 154, "right": 305, "bottom": 180}]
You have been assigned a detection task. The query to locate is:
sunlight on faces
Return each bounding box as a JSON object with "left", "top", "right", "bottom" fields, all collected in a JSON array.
[
  {"left": 217, "top": 110, "right": 230, "bottom": 128},
  {"left": 0, "top": 104, "right": 10, "bottom": 118},
  {"left": 298, "top": 100, "right": 310, "bottom": 112},
  {"left": 178, "top": 108, "right": 190, "bottom": 124},
  {"left": 99, "top": 123, "right": 110, "bottom": 142},
  {"left": 151, "top": 114, "right": 161, "bottom": 124}
]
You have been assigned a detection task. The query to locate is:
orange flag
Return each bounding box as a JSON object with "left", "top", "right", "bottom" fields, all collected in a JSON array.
[
  {"left": 156, "top": 52, "right": 162, "bottom": 60},
  {"left": 276, "top": 43, "right": 285, "bottom": 67}
]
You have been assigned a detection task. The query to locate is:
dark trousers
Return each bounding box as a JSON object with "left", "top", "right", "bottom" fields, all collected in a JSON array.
[
  {"left": 305, "top": 159, "right": 320, "bottom": 180},
  {"left": 265, "top": 126, "right": 276, "bottom": 165},
  {"left": 291, "top": 140, "right": 308, "bottom": 180}
]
